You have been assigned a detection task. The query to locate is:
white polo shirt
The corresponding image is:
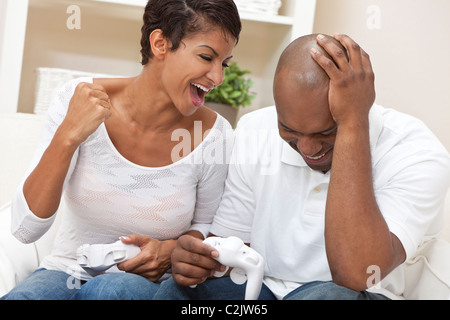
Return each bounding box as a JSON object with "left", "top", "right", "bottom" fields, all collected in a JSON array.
[{"left": 210, "top": 104, "right": 450, "bottom": 299}]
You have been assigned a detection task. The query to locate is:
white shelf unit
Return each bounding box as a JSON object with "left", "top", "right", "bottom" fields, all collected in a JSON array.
[
  {"left": 1, "top": 0, "right": 316, "bottom": 118},
  {"left": 0, "top": 0, "right": 29, "bottom": 114},
  {"left": 93, "top": 0, "right": 295, "bottom": 25}
]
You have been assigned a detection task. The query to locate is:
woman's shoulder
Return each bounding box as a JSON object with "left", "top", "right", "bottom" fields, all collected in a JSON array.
[
  {"left": 92, "top": 77, "right": 133, "bottom": 95},
  {"left": 44, "top": 77, "right": 92, "bottom": 122}
]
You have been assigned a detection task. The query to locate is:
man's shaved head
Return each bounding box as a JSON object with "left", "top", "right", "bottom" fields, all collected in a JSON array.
[
  {"left": 273, "top": 34, "right": 348, "bottom": 172},
  {"left": 275, "top": 34, "right": 347, "bottom": 90}
]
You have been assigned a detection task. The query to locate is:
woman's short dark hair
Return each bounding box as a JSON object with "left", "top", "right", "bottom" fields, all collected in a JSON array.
[{"left": 140, "top": 0, "right": 241, "bottom": 65}]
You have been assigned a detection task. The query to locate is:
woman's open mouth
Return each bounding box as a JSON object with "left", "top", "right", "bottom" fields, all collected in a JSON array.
[{"left": 190, "top": 83, "right": 213, "bottom": 107}]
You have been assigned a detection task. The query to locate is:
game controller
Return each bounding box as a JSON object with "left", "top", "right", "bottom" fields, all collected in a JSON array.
[
  {"left": 203, "top": 236, "right": 264, "bottom": 300},
  {"left": 77, "top": 239, "right": 141, "bottom": 276}
]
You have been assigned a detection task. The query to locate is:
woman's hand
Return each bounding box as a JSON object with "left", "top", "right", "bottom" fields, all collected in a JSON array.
[
  {"left": 117, "top": 235, "right": 176, "bottom": 282},
  {"left": 57, "top": 82, "right": 112, "bottom": 147}
]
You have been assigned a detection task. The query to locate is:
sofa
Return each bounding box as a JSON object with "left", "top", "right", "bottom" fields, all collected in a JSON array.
[{"left": 1, "top": 111, "right": 450, "bottom": 299}]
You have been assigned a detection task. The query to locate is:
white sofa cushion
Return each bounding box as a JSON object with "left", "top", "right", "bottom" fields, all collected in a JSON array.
[
  {"left": 0, "top": 112, "right": 45, "bottom": 296},
  {"left": 403, "top": 238, "right": 450, "bottom": 299},
  {"left": 444, "top": 189, "right": 450, "bottom": 241},
  {"left": 0, "top": 113, "right": 45, "bottom": 208}
]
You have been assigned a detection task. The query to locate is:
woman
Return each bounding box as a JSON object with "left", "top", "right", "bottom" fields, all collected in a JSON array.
[{"left": 2, "top": 0, "right": 241, "bottom": 300}]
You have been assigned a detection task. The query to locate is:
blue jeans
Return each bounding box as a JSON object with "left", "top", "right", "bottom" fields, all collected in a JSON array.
[
  {"left": 1, "top": 268, "right": 159, "bottom": 300},
  {"left": 154, "top": 277, "right": 276, "bottom": 300},
  {"left": 153, "top": 277, "right": 389, "bottom": 300}
]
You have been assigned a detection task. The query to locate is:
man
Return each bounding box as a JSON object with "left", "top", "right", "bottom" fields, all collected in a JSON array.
[{"left": 154, "top": 34, "right": 450, "bottom": 300}]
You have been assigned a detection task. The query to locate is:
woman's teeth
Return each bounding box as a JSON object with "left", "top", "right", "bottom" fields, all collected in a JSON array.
[{"left": 192, "top": 83, "right": 212, "bottom": 93}]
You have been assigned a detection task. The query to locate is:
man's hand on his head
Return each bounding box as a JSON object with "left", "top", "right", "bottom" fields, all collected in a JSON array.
[{"left": 310, "top": 34, "right": 375, "bottom": 127}]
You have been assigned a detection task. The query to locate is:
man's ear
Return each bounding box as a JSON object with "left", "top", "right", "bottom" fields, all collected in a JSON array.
[{"left": 150, "top": 29, "right": 169, "bottom": 60}]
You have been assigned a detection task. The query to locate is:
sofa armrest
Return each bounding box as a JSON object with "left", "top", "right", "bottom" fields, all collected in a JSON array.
[
  {"left": 0, "top": 203, "right": 39, "bottom": 296},
  {"left": 403, "top": 238, "right": 450, "bottom": 299}
]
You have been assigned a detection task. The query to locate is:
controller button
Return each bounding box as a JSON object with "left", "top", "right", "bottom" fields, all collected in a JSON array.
[{"left": 113, "top": 249, "right": 126, "bottom": 261}]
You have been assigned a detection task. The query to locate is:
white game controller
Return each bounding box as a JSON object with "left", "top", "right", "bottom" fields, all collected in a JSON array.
[
  {"left": 203, "top": 236, "right": 264, "bottom": 300},
  {"left": 77, "top": 239, "right": 141, "bottom": 276}
]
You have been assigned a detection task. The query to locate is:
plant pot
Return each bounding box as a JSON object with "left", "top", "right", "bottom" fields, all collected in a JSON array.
[{"left": 205, "top": 102, "right": 239, "bottom": 128}]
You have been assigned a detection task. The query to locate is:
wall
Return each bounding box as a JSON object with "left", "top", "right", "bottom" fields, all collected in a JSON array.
[
  {"left": 17, "top": 0, "right": 143, "bottom": 114},
  {"left": 17, "top": 0, "right": 313, "bottom": 124},
  {"left": 313, "top": 0, "right": 450, "bottom": 152}
]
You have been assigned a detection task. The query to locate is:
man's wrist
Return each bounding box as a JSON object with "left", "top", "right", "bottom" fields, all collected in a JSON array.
[
  {"left": 184, "top": 230, "right": 206, "bottom": 240},
  {"left": 335, "top": 113, "right": 370, "bottom": 134}
]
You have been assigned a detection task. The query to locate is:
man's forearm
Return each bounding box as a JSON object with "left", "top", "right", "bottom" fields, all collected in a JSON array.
[{"left": 324, "top": 119, "right": 398, "bottom": 290}]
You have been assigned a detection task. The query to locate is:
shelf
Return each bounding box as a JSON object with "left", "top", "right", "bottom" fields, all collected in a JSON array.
[
  {"left": 239, "top": 11, "right": 293, "bottom": 26},
  {"left": 93, "top": 0, "right": 146, "bottom": 6},
  {"left": 92, "top": 0, "right": 294, "bottom": 26}
]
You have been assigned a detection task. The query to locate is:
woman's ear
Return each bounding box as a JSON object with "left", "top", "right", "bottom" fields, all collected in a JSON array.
[{"left": 150, "top": 29, "right": 169, "bottom": 60}]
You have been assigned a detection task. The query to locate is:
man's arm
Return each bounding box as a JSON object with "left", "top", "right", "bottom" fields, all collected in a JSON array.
[{"left": 311, "top": 34, "right": 406, "bottom": 291}]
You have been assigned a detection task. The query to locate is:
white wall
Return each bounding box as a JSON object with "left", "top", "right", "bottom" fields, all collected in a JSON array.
[{"left": 313, "top": 0, "right": 450, "bottom": 152}]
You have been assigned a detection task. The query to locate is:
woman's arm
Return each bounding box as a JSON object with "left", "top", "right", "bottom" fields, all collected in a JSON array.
[{"left": 23, "top": 82, "right": 111, "bottom": 219}]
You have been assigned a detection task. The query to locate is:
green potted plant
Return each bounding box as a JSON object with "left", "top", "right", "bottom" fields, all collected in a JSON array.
[{"left": 205, "top": 61, "right": 255, "bottom": 127}]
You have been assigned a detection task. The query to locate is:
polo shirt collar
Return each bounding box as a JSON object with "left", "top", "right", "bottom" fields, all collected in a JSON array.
[{"left": 281, "top": 104, "right": 383, "bottom": 167}]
